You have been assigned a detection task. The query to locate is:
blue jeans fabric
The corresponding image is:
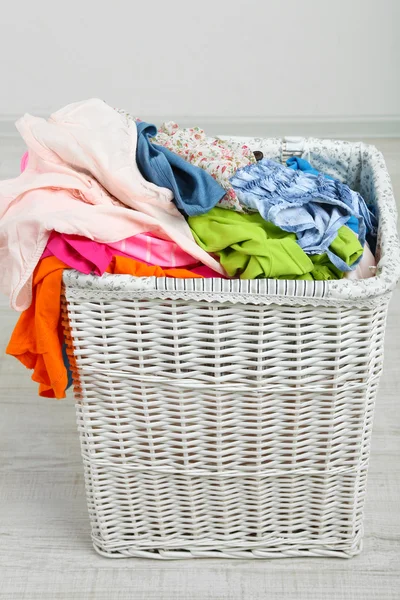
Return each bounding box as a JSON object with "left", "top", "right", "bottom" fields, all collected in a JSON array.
[
  {"left": 230, "top": 158, "right": 377, "bottom": 271},
  {"left": 135, "top": 121, "right": 225, "bottom": 216}
]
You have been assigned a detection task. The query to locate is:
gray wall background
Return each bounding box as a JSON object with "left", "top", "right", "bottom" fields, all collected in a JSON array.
[{"left": 0, "top": 0, "right": 398, "bottom": 136}]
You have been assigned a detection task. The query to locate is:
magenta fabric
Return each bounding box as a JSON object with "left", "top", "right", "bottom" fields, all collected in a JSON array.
[
  {"left": 42, "top": 232, "right": 116, "bottom": 275},
  {"left": 190, "top": 265, "right": 227, "bottom": 278}
]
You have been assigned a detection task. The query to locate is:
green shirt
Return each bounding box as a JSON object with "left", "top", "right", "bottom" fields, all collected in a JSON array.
[{"left": 189, "top": 207, "right": 363, "bottom": 280}]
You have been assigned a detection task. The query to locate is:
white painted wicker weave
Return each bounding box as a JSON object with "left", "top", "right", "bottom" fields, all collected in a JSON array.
[{"left": 62, "top": 137, "right": 400, "bottom": 559}]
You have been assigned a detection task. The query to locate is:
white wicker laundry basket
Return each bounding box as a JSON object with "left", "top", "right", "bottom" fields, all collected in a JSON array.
[{"left": 62, "top": 136, "right": 400, "bottom": 559}]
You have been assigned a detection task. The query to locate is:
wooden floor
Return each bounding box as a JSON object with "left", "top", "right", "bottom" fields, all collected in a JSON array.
[{"left": 0, "top": 137, "right": 399, "bottom": 600}]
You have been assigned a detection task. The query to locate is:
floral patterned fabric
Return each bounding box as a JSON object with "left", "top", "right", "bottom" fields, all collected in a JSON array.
[{"left": 153, "top": 122, "right": 256, "bottom": 212}]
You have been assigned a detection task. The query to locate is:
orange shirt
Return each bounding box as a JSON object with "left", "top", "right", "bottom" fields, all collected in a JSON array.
[{"left": 6, "top": 256, "right": 202, "bottom": 399}]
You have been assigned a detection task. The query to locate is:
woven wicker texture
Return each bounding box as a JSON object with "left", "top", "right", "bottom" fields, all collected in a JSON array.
[
  {"left": 62, "top": 297, "right": 387, "bottom": 558},
  {"left": 62, "top": 137, "right": 398, "bottom": 559}
]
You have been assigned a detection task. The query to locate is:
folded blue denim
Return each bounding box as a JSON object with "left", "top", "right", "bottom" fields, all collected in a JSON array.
[
  {"left": 286, "top": 156, "right": 359, "bottom": 234},
  {"left": 230, "top": 158, "right": 377, "bottom": 271},
  {"left": 135, "top": 121, "right": 225, "bottom": 216}
]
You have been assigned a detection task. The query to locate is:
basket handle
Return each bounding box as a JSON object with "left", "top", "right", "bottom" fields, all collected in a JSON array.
[{"left": 281, "top": 136, "right": 305, "bottom": 163}]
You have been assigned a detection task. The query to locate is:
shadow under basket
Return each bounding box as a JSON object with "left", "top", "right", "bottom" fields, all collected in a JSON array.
[{"left": 61, "top": 136, "right": 400, "bottom": 559}]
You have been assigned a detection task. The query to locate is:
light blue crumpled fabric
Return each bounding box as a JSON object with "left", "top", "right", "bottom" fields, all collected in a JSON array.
[
  {"left": 230, "top": 158, "right": 377, "bottom": 271},
  {"left": 286, "top": 156, "right": 359, "bottom": 235}
]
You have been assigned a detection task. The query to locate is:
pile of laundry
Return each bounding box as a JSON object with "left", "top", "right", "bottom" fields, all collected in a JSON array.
[{"left": 1, "top": 99, "right": 377, "bottom": 399}]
